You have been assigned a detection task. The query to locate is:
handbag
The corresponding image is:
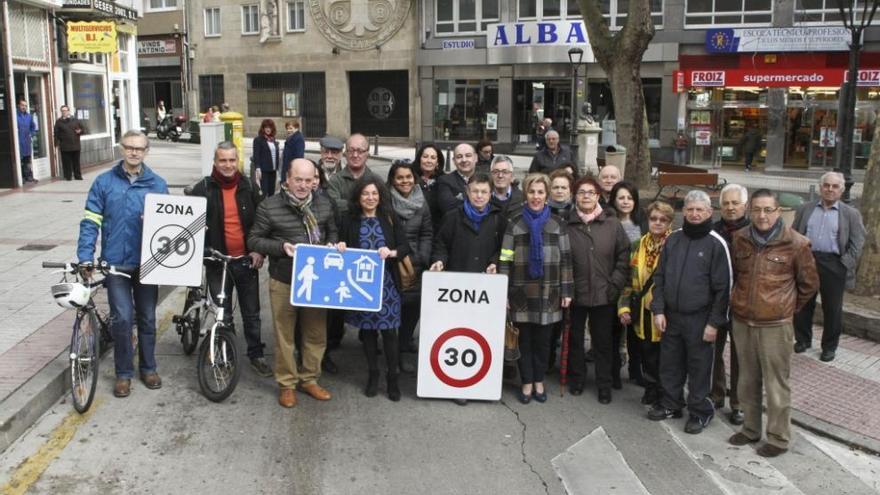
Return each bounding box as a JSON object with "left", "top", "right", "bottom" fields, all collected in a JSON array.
[
  {"left": 397, "top": 255, "right": 417, "bottom": 292},
  {"left": 629, "top": 272, "right": 655, "bottom": 326},
  {"left": 504, "top": 317, "right": 520, "bottom": 362}
]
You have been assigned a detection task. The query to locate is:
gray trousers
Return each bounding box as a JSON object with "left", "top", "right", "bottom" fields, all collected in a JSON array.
[{"left": 659, "top": 311, "right": 716, "bottom": 420}]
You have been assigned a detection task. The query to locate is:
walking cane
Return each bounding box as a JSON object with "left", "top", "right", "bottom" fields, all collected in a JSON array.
[{"left": 559, "top": 307, "right": 571, "bottom": 397}]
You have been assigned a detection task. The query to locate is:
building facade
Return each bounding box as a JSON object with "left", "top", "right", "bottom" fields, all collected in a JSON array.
[
  {"left": 137, "top": 0, "right": 187, "bottom": 130},
  {"left": 189, "top": 0, "right": 419, "bottom": 140}
]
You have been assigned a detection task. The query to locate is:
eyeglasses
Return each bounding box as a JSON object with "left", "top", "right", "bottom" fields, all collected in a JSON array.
[
  {"left": 750, "top": 207, "right": 779, "bottom": 215},
  {"left": 122, "top": 145, "right": 148, "bottom": 154},
  {"left": 347, "top": 148, "right": 368, "bottom": 155},
  {"left": 490, "top": 170, "right": 512, "bottom": 176},
  {"left": 576, "top": 190, "right": 598, "bottom": 198}
]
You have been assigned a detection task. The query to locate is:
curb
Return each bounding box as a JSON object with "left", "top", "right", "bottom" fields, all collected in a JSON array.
[
  {"left": 792, "top": 409, "right": 880, "bottom": 456},
  {"left": 0, "top": 285, "right": 176, "bottom": 454}
]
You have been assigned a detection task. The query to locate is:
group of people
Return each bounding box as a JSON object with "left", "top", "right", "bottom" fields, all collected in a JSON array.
[
  {"left": 16, "top": 102, "right": 85, "bottom": 184},
  {"left": 76, "top": 129, "right": 864, "bottom": 459}
]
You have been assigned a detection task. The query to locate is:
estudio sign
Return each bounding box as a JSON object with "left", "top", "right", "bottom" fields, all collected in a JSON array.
[{"left": 683, "top": 69, "right": 880, "bottom": 88}]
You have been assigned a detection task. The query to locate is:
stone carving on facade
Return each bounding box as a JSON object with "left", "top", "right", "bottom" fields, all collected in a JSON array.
[
  {"left": 260, "top": 0, "right": 281, "bottom": 43},
  {"left": 308, "top": 0, "right": 410, "bottom": 51}
]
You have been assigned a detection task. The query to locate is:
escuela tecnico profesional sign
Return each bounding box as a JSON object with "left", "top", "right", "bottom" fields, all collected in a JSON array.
[
  {"left": 67, "top": 21, "right": 117, "bottom": 53},
  {"left": 705, "top": 27, "right": 850, "bottom": 53}
]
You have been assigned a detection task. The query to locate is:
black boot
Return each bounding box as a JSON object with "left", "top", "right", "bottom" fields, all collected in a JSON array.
[
  {"left": 387, "top": 374, "right": 401, "bottom": 402},
  {"left": 366, "top": 370, "right": 379, "bottom": 397}
]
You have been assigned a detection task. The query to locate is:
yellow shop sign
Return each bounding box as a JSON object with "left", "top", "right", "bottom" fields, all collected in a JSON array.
[{"left": 68, "top": 21, "right": 117, "bottom": 53}]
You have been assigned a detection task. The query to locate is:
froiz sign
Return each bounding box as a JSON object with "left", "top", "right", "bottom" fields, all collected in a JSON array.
[
  {"left": 844, "top": 69, "right": 880, "bottom": 87},
  {"left": 691, "top": 71, "right": 726, "bottom": 87}
]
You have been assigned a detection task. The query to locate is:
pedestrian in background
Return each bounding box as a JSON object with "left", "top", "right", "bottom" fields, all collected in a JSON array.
[
  {"left": 252, "top": 119, "right": 280, "bottom": 197},
  {"left": 618, "top": 201, "right": 674, "bottom": 406},
  {"left": 54, "top": 104, "right": 84, "bottom": 181},
  {"left": 476, "top": 138, "right": 495, "bottom": 175},
  {"left": 792, "top": 171, "right": 865, "bottom": 362},
  {"left": 414, "top": 143, "right": 446, "bottom": 232},
  {"left": 529, "top": 130, "right": 573, "bottom": 175},
  {"left": 740, "top": 124, "right": 762, "bottom": 172},
  {"left": 711, "top": 184, "right": 751, "bottom": 425},
  {"left": 500, "top": 173, "right": 573, "bottom": 405},
  {"left": 673, "top": 130, "right": 689, "bottom": 165},
  {"left": 566, "top": 177, "right": 631, "bottom": 404},
  {"left": 341, "top": 176, "right": 410, "bottom": 401},
  {"left": 610, "top": 181, "right": 648, "bottom": 388},
  {"left": 729, "top": 189, "right": 818, "bottom": 457},
  {"left": 281, "top": 118, "right": 304, "bottom": 184},
  {"left": 387, "top": 159, "right": 433, "bottom": 370},
  {"left": 648, "top": 190, "right": 731, "bottom": 435},
  {"left": 248, "top": 158, "right": 339, "bottom": 408},
  {"left": 16, "top": 99, "right": 38, "bottom": 184}
]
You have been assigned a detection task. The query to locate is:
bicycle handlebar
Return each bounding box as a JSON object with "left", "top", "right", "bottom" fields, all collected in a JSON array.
[
  {"left": 42, "top": 261, "right": 132, "bottom": 279},
  {"left": 205, "top": 249, "right": 250, "bottom": 265}
]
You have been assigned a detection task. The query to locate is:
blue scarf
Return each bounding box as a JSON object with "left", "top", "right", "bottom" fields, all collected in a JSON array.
[
  {"left": 463, "top": 200, "right": 489, "bottom": 230},
  {"left": 522, "top": 205, "right": 550, "bottom": 279}
]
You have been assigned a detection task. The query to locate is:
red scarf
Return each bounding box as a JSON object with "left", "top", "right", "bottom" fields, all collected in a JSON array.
[{"left": 211, "top": 167, "right": 242, "bottom": 190}]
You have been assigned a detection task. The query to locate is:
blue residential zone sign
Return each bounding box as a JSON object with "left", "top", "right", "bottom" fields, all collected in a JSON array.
[{"left": 290, "top": 245, "right": 385, "bottom": 312}]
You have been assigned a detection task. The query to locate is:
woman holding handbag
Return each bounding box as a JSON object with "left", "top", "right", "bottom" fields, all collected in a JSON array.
[
  {"left": 617, "top": 201, "right": 674, "bottom": 406},
  {"left": 387, "top": 159, "right": 433, "bottom": 372},
  {"left": 341, "top": 176, "right": 410, "bottom": 401},
  {"left": 252, "top": 119, "right": 280, "bottom": 197}
]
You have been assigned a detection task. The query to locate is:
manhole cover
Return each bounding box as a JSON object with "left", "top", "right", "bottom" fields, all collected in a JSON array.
[{"left": 18, "top": 244, "right": 57, "bottom": 251}]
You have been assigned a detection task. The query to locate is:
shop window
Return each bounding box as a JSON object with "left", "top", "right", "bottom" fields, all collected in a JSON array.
[
  {"left": 795, "top": 0, "right": 868, "bottom": 23},
  {"left": 71, "top": 72, "right": 107, "bottom": 135},
  {"left": 436, "top": 0, "right": 499, "bottom": 34},
  {"left": 685, "top": 0, "right": 772, "bottom": 26},
  {"left": 433, "top": 79, "right": 498, "bottom": 141},
  {"left": 199, "top": 75, "right": 225, "bottom": 111},
  {"left": 518, "top": 0, "right": 662, "bottom": 29},
  {"left": 205, "top": 8, "right": 221, "bottom": 37},
  {"left": 287, "top": 0, "right": 305, "bottom": 32},
  {"left": 242, "top": 5, "right": 260, "bottom": 35},
  {"left": 148, "top": 0, "right": 178, "bottom": 11}
]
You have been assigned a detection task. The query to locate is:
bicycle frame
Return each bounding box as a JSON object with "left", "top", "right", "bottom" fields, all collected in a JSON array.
[{"left": 208, "top": 255, "right": 231, "bottom": 366}]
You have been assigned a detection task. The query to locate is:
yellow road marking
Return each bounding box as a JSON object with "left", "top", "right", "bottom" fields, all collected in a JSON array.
[{"left": 1, "top": 400, "right": 99, "bottom": 495}]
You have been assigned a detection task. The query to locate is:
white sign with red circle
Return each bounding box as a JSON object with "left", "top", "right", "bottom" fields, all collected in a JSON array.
[{"left": 417, "top": 271, "right": 508, "bottom": 400}]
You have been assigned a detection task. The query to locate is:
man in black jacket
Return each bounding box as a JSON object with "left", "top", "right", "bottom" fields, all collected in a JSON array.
[
  {"left": 53, "top": 105, "right": 84, "bottom": 180},
  {"left": 489, "top": 155, "right": 523, "bottom": 218},
  {"left": 649, "top": 190, "right": 732, "bottom": 434},
  {"left": 436, "top": 143, "right": 477, "bottom": 212},
  {"left": 191, "top": 142, "right": 271, "bottom": 377}
]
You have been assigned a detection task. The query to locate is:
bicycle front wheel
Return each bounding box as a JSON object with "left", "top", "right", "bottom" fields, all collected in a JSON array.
[
  {"left": 180, "top": 290, "right": 201, "bottom": 356},
  {"left": 70, "top": 311, "right": 100, "bottom": 413},
  {"left": 197, "top": 327, "right": 240, "bottom": 402}
]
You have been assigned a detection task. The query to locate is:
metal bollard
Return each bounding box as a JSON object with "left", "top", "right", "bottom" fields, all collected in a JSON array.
[
  {"left": 373, "top": 135, "right": 379, "bottom": 156},
  {"left": 808, "top": 184, "right": 816, "bottom": 202}
]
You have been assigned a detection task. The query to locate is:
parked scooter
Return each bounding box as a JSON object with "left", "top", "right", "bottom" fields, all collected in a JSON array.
[{"left": 156, "top": 113, "right": 187, "bottom": 142}]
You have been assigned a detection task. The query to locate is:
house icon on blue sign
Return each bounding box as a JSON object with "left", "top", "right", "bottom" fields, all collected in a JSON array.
[{"left": 354, "top": 255, "right": 379, "bottom": 283}]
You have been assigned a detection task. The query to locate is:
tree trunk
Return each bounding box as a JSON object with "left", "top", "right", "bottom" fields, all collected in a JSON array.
[
  {"left": 577, "top": 0, "right": 655, "bottom": 189},
  {"left": 854, "top": 120, "right": 880, "bottom": 296}
]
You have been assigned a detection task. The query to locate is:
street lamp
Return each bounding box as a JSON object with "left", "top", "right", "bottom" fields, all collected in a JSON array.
[{"left": 568, "top": 47, "right": 584, "bottom": 146}]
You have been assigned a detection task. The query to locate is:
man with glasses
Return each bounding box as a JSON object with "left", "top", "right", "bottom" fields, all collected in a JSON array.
[
  {"left": 327, "top": 133, "right": 379, "bottom": 217},
  {"left": 77, "top": 130, "right": 169, "bottom": 398},
  {"left": 437, "top": 143, "right": 478, "bottom": 211},
  {"left": 728, "top": 189, "right": 818, "bottom": 457},
  {"left": 488, "top": 155, "right": 522, "bottom": 218},
  {"left": 792, "top": 171, "right": 865, "bottom": 362},
  {"left": 648, "top": 190, "right": 731, "bottom": 435},
  {"left": 249, "top": 158, "right": 340, "bottom": 408}
]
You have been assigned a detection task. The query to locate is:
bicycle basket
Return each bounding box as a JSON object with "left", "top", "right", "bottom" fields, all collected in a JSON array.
[{"left": 51, "top": 282, "right": 90, "bottom": 309}]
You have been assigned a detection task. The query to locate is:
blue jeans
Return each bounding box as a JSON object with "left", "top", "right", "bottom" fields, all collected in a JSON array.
[
  {"left": 105, "top": 272, "right": 158, "bottom": 379},
  {"left": 206, "top": 258, "right": 264, "bottom": 358}
]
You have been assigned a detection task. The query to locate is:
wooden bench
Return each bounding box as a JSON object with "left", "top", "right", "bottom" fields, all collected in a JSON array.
[{"left": 653, "top": 168, "right": 726, "bottom": 201}]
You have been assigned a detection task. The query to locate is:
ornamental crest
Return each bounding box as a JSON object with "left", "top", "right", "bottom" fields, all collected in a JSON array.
[{"left": 308, "top": 0, "right": 410, "bottom": 51}]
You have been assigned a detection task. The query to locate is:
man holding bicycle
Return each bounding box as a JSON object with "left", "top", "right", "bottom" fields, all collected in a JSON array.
[
  {"left": 190, "top": 142, "right": 272, "bottom": 377},
  {"left": 77, "top": 130, "right": 169, "bottom": 398}
]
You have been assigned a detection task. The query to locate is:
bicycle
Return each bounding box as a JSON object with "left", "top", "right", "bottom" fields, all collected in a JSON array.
[
  {"left": 172, "top": 248, "right": 243, "bottom": 402},
  {"left": 44, "top": 260, "right": 130, "bottom": 413}
]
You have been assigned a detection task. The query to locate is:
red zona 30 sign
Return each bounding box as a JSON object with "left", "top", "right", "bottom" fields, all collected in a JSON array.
[{"left": 679, "top": 69, "right": 880, "bottom": 88}]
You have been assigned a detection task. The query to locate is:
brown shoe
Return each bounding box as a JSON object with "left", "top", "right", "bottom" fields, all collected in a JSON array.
[
  {"left": 757, "top": 443, "right": 788, "bottom": 458},
  {"left": 728, "top": 432, "right": 759, "bottom": 446},
  {"left": 279, "top": 388, "right": 297, "bottom": 408},
  {"left": 299, "top": 382, "right": 331, "bottom": 401},
  {"left": 114, "top": 379, "right": 131, "bottom": 398},
  {"left": 140, "top": 372, "right": 162, "bottom": 389}
]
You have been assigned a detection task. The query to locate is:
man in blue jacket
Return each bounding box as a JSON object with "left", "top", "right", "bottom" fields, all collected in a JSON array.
[
  {"left": 16, "top": 99, "right": 38, "bottom": 184},
  {"left": 77, "top": 130, "right": 169, "bottom": 398},
  {"left": 648, "top": 190, "right": 732, "bottom": 434}
]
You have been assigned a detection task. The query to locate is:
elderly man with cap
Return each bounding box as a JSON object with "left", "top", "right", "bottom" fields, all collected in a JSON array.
[{"left": 318, "top": 135, "right": 344, "bottom": 179}]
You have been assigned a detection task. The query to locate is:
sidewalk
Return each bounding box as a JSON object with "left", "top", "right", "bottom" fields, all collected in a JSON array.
[{"left": 1, "top": 140, "right": 878, "bottom": 456}]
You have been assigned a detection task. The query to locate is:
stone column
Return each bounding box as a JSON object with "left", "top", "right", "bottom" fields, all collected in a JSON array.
[
  {"left": 765, "top": 88, "right": 786, "bottom": 170},
  {"left": 498, "top": 65, "right": 513, "bottom": 145}
]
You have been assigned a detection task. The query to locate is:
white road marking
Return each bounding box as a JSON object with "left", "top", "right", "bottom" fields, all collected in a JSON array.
[
  {"left": 800, "top": 430, "right": 880, "bottom": 492},
  {"left": 552, "top": 426, "right": 650, "bottom": 495}
]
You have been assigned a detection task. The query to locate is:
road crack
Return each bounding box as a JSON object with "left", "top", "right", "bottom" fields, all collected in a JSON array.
[{"left": 500, "top": 399, "right": 550, "bottom": 495}]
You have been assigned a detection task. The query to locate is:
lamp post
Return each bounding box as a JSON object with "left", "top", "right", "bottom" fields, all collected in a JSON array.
[{"left": 568, "top": 47, "right": 584, "bottom": 146}]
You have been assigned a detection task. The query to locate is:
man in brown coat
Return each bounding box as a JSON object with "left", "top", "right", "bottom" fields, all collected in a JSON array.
[{"left": 728, "top": 189, "right": 819, "bottom": 458}]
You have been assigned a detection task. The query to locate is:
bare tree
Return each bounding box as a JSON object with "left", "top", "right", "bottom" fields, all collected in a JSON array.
[
  {"left": 854, "top": 115, "right": 880, "bottom": 295},
  {"left": 836, "top": 0, "right": 880, "bottom": 200},
  {"left": 576, "top": 0, "right": 655, "bottom": 189}
]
